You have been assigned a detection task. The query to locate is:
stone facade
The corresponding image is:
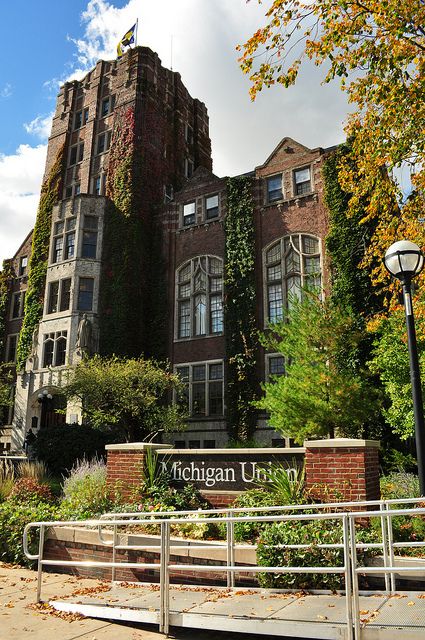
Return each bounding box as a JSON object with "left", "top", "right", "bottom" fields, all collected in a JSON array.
[{"left": 1, "top": 46, "right": 336, "bottom": 452}]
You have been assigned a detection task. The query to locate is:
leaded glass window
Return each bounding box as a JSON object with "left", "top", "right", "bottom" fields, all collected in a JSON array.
[
  {"left": 265, "top": 234, "right": 321, "bottom": 323},
  {"left": 176, "top": 256, "right": 224, "bottom": 338}
]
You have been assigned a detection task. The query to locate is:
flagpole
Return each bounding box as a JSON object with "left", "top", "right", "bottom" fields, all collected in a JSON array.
[{"left": 135, "top": 18, "right": 139, "bottom": 47}]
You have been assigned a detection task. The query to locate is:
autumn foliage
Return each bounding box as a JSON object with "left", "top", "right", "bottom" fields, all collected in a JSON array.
[{"left": 239, "top": 1, "right": 425, "bottom": 312}]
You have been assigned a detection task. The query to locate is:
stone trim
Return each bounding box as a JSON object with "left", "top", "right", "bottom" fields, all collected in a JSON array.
[
  {"left": 161, "top": 447, "right": 306, "bottom": 455},
  {"left": 304, "top": 438, "right": 380, "bottom": 449},
  {"left": 105, "top": 443, "right": 170, "bottom": 452}
]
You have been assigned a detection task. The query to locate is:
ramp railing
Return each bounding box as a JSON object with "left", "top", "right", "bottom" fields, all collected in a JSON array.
[{"left": 23, "top": 498, "right": 425, "bottom": 639}]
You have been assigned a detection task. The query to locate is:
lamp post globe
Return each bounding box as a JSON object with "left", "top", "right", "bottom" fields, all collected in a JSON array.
[
  {"left": 384, "top": 240, "right": 424, "bottom": 281},
  {"left": 384, "top": 240, "right": 425, "bottom": 496}
]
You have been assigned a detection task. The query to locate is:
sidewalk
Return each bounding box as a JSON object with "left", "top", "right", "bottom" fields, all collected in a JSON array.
[{"left": 0, "top": 563, "right": 280, "bottom": 640}]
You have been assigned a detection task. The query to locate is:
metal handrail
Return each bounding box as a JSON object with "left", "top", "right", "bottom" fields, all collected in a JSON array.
[{"left": 23, "top": 501, "right": 425, "bottom": 639}]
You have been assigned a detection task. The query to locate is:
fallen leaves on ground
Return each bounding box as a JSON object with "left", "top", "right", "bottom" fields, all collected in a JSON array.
[{"left": 26, "top": 601, "right": 85, "bottom": 622}]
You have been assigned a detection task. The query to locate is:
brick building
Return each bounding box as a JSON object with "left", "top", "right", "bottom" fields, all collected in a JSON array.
[{"left": 0, "top": 47, "right": 334, "bottom": 452}]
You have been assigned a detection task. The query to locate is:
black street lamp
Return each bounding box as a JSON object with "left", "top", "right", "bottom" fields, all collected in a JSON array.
[
  {"left": 37, "top": 389, "right": 53, "bottom": 429},
  {"left": 384, "top": 240, "right": 425, "bottom": 496}
]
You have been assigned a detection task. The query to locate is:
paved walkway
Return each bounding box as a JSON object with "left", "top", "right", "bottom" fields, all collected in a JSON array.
[{"left": 0, "top": 563, "right": 281, "bottom": 640}]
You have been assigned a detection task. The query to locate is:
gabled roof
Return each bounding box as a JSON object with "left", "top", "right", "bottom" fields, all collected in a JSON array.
[
  {"left": 256, "top": 137, "right": 320, "bottom": 171},
  {"left": 10, "top": 229, "right": 33, "bottom": 261}
]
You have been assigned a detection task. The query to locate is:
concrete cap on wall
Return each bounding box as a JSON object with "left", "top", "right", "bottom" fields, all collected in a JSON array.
[
  {"left": 304, "top": 438, "right": 380, "bottom": 449},
  {"left": 105, "top": 442, "right": 171, "bottom": 451}
]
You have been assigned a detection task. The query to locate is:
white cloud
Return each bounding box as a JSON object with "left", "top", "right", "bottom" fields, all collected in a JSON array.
[
  {"left": 0, "top": 83, "right": 12, "bottom": 98},
  {"left": 0, "top": 145, "right": 46, "bottom": 264},
  {"left": 61, "top": 0, "right": 348, "bottom": 176},
  {"left": 2, "top": 0, "right": 349, "bottom": 263},
  {"left": 24, "top": 113, "right": 54, "bottom": 141}
]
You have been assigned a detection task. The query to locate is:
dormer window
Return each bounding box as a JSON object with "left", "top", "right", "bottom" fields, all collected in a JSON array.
[
  {"left": 267, "top": 175, "right": 283, "bottom": 202},
  {"left": 294, "top": 167, "right": 311, "bottom": 196}
]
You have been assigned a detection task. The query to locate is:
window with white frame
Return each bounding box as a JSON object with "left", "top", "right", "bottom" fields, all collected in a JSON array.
[
  {"left": 176, "top": 256, "right": 223, "bottom": 339},
  {"left": 43, "top": 331, "right": 67, "bottom": 367},
  {"left": 205, "top": 194, "right": 219, "bottom": 220},
  {"left": 293, "top": 167, "right": 312, "bottom": 196},
  {"left": 265, "top": 234, "right": 321, "bottom": 323},
  {"left": 182, "top": 201, "right": 196, "bottom": 226},
  {"left": 176, "top": 361, "right": 224, "bottom": 417},
  {"left": 267, "top": 175, "right": 283, "bottom": 202}
]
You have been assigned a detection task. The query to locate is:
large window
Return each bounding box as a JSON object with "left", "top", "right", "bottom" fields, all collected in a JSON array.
[
  {"left": 81, "top": 215, "right": 98, "bottom": 259},
  {"left": 52, "top": 217, "right": 76, "bottom": 264},
  {"left": 182, "top": 202, "right": 196, "bottom": 226},
  {"left": 11, "top": 291, "right": 25, "bottom": 319},
  {"left": 176, "top": 361, "right": 224, "bottom": 417},
  {"left": 205, "top": 194, "right": 219, "bottom": 220},
  {"left": 267, "top": 175, "right": 283, "bottom": 202},
  {"left": 294, "top": 167, "right": 311, "bottom": 196},
  {"left": 176, "top": 256, "right": 223, "bottom": 339},
  {"left": 47, "top": 279, "right": 71, "bottom": 314},
  {"left": 265, "top": 234, "right": 321, "bottom": 323},
  {"left": 78, "top": 277, "right": 94, "bottom": 311},
  {"left": 43, "top": 331, "right": 67, "bottom": 367}
]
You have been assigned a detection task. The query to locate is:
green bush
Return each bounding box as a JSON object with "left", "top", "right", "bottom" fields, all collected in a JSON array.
[
  {"left": 256, "top": 517, "right": 344, "bottom": 590},
  {"left": 257, "top": 518, "right": 380, "bottom": 590},
  {"left": 58, "top": 458, "right": 113, "bottom": 520},
  {"left": 0, "top": 500, "right": 58, "bottom": 566},
  {"left": 217, "top": 489, "right": 278, "bottom": 542},
  {"left": 34, "top": 424, "right": 117, "bottom": 475}
]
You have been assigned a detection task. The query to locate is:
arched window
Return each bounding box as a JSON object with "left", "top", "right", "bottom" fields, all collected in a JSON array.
[
  {"left": 264, "top": 234, "right": 321, "bottom": 323},
  {"left": 176, "top": 256, "right": 223, "bottom": 339}
]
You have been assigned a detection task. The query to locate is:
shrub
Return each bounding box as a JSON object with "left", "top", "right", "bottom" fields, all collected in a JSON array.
[
  {"left": 9, "top": 477, "right": 54, "bottom": 504},
  {"left": 256, "top": 462, "right": 305, "bottom": 505},
  {"left": 0, "top": 500, "right": 58, "bottom": 566},
  {"left": 380, "top": 472, "right": 420, "bottom": 500},
  {"left": 218, "top": 489, "right": 278, "bottom": 542},
  {"left": 256, "top": 519, "right": 380, "bottom": 590},
  {"left": 59, "top": 458, "right": 113, "bottom": 520},
  {"left": 33, "top": 423, "right": 117, "bottom": 475}
]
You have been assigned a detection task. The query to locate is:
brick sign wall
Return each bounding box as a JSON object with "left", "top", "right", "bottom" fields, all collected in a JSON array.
[{"left": 157, "top": 449, "right": 305, "bottom": 492}]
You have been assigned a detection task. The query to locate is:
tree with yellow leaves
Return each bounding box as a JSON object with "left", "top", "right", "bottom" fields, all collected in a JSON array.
[{"left": 239, "top": 0, "right": 425, "bottom": 309}]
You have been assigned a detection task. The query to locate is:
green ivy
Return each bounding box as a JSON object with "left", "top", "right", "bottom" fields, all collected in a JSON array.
[
  {"left": 324, "top": 144, "right": 381, "bottom": 320},
  {"left": 224, "top": 176, "right": 258, "bottom": 441},
  {"left": 16, "top": 145, "right": 64, "bottom": 370},
  {"left": 100, "top": 106, "right": 145, "bottom": 356},
  {"left": 0, "top": 260, "right": 14, "bottom": 357}
]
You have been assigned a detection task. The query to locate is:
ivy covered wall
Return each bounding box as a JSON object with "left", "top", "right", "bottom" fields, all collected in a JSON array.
[
  {"left": 100, "top": 105, "right": 142, "bottom": 356},
  {"left": 324, "top": 144, "right": 381, "bottom": 320},
  {"left": 224, "top": 176, "right": 258, "bottom": 441},
  {"left": 0, "top": 260, "right": 13, "bottom": 359},
  {"left": 16, "top": 145, "right": 64, "bottom": 371}
]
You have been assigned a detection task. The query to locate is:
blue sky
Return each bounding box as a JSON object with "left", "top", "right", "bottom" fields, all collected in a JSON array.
[{"left": 0, "top": 0, "right": 352, "bottom": 264}]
